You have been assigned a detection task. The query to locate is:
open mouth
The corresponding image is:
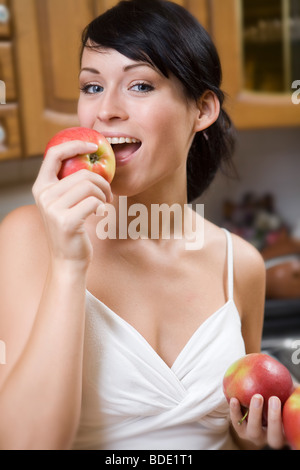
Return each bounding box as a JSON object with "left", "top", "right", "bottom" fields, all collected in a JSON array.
[{"left": 106, "top": 137, "right": 141, "bottom": 165}]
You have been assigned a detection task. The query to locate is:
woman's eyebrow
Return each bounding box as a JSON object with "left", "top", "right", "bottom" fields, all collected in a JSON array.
[
  {"left": 79, "top": 67, "right": 100, "bottom": 76},
  {"left": 123, "top": 62, "right": 164, "bottom": 78},
  {"left": 79, "top": 63, "right": 158, "bottom": 76},
  {"left": 123, "top": 63, "right": 154, "bottom": 72}
]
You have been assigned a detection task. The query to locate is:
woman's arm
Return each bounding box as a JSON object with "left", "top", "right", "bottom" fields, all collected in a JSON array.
[
  {"left": 229, "top": 235, "right": 286, "bottom": 450},
  {"left": 0, "top": 215, "right": 88, "bottom": 449},
  {"left": 0, "top": 141, "right": 112, "bottom": 449}
]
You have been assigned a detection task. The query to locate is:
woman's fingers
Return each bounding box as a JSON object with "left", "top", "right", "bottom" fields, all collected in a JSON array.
[
  {"left": 230, "top": 395, "right": 286, "bottom": 449},
  {"left": 34, "top": 168, "right": 113, "bottom": 220},
  {"left": 230, "top": 395, "right": 266, "bottom": 447},
  {"left": 35, "top": 140, "right": 99, "bottom": 186},
  {"left": 33, "top": 140, "right": 113, "bottom": 207},
  {"left": 53, "top": 180, "right": 107, "bottom": 210},
  {"left": 37, "top": 171, "right": 112, "bottom": 210},
  {"left": 246, "top": 394, "right": 265, "bottom": 444},
  {"left": 267, "top": 396, "right": 286, "bottom": 449},
  {"left": 230, "top": 397, "right": 246, "bottom": 432},
  {"left": 61, "top": 197, "right": 104, "bottom": 228}
]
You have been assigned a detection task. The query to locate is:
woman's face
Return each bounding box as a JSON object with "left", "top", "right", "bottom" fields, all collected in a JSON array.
[{"left": 78, "top": 47, "right": 200, "bottom": 199}]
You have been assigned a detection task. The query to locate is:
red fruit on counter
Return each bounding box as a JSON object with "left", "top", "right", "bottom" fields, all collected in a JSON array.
[
  {"left": 44, "top": 127, "right": 116, "bottom": 183},
  {"left": 283, "top": 386, "right": 300, "bottom": 450},
  {"left": 223, "top": 353, "right": 294, "bottom": 425}
]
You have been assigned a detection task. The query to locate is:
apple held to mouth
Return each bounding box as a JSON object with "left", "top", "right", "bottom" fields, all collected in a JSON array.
[
  {"left": 283, "top": 386, "right": 300, "bottom": 450},
  {"left": 44, "top": 127, "right": 116, "bottom": 183},
  {"left": 223, "top": 353, "right": 294, "bottom": 426}
]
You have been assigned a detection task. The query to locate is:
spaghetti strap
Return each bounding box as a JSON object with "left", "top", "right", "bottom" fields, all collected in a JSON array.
[{"left": 222, "top": 228, "right": 234, "bottom": 300}]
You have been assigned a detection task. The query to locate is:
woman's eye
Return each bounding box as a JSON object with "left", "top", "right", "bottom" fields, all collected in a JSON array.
[
  {"left": 130, "top": 82, "right": 154, "bottom": 93},
  {"left": 80, "top": 84, "right": 103, "bottom": 95}
]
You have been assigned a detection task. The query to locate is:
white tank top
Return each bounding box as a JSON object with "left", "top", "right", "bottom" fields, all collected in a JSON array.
[{"left": 72, "top": 229, "right": 246, "bottom": 450}]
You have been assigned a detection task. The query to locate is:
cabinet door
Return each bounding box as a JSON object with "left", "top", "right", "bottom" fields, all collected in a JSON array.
[
  {"left": 0, "top": 104, "right": 22, "bottom": 159},
  {"left": 0, "top": 0, "right": 11, "bottom": 38},
  {"left": 11, "top": 0, "right": 120, "bottom": 157},
  {"left": 210, "top": 0, "right": 300, "bottom": 128}
]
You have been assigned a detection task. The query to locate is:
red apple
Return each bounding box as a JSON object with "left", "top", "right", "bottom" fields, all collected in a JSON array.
[
  {"left": 223, "top": 353, "right": 294, "bottom": 425},
  {"left": 283, "top": 386, "right": 300, "bottom": 450},
  {"left": 44, "top": 127, "right": 116, "bottom": 183}
]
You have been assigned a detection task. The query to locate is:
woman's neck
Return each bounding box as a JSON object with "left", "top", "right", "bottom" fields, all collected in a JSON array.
[{"left": 111, "top": 169, "right": 189, "bottom": 240}]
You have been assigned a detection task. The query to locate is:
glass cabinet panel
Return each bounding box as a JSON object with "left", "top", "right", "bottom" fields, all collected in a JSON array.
[{"left": 242, "top": 0, "right": 300, "bottom": 93}]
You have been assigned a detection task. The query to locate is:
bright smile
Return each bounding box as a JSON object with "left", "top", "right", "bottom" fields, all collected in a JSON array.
[{"left": 106, "top": 136, "right": 141, "bottom": 167}]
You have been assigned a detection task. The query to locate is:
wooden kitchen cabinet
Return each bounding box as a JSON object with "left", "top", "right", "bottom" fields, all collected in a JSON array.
[
  {"left": 210, "top": 0, "right": 300, "bottom": 128},
  {"left": 11, "top": 0, "right": 94, "bottom": 158},
  {"left": 7, "top": 0, "right": 208, "bottom": 159},
  {"left": 0, "top": 0, "right": 298, "bottom": 162},
  {"left": 0, "top": 0, "right": 22, "bottom": 159}
]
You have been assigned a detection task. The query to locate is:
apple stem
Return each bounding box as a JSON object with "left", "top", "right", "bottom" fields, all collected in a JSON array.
[{"left": 238, "top": 410, "right": 249, "bottom": 425}]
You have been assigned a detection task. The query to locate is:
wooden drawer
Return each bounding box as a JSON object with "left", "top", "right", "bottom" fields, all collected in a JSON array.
[
  {"left": 0, "top": 103, "right": 21, "bottom": 159},
  {"left": 0, "top": 41, "right": 16, "bottom": 101},
  {"left": 0, "top": 1, "right": 11, "bottom": 38}
]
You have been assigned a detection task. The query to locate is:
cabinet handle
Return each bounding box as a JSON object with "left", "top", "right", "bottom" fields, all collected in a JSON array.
[
  {"left": 0, "top": 124, "right": 6, "bottom": 144},
  {"left": 0, "top": 4, "right": 10, "bottom": 24}
]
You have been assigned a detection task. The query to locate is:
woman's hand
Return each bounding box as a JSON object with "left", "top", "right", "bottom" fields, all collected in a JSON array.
[
  {"left": 32, "top": 140, "right": 113, "bottom": 268},
  {"left": 230, "top": 394, "right": 287, "bottom": 449}
]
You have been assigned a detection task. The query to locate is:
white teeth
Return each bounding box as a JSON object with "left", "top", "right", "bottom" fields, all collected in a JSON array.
[{"left": 106, "top": 137, "right": 140, "bottom": 145}]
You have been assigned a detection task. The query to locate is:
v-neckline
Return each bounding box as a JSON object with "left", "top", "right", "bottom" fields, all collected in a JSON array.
[{"left": 85, "top": 289, "right": 237, "bottom": 371}]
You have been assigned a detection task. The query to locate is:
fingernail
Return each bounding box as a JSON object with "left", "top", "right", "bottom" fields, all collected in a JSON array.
[
  {"left": 269, "top": 396, "right": 280, "bottom": 410},
  {"left": 252, "top": 394, "right": 263, "bottom": 408},
  {"left": 230, "top": 398, "right": 239, "bottom": 409},
  {"left": 87, "top": 142, "right": 98, "bottom": 150}
]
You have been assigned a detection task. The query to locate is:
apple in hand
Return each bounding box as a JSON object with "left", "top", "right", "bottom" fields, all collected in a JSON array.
[
  {"left": 44, "top": 127, "right": 116, "bottom": 183},
  {"left": 283, "top": 386, "right": 300, "bottom": 450},
  {"left": 223, "top": 353, "right": 294, "bottom": 425}
]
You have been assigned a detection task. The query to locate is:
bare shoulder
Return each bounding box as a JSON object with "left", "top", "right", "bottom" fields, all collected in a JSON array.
[
  {"left": 231, "top": 232, "right": 266, "bottom": 301},
  {"left": 231, "top": 231, "right": 265, "bottom": 278},
  {"left": 204, "top": 220, "right": 265, "bottom": 282},
  {"left": 0, "top": 203, "right": 49, "bottom": 296},
  {"left": 0, "top": 204, "right": 44, "bottom": 238},
  {"left": 0, "top": 204, "right": 47, "bottom": 257}
]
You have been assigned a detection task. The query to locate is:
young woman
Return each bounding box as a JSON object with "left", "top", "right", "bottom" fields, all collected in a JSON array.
[{"left": 0, "top": 0, "right": 286, "bottom": 450}]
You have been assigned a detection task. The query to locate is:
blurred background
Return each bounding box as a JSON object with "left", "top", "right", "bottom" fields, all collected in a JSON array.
[{"left": 0, "top": 0, "right": 299, "bottom": 376}]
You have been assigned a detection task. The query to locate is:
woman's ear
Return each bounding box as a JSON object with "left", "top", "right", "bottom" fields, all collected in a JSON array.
[{"left": 193, "top": 91, "right": 220, "bottom": 132}]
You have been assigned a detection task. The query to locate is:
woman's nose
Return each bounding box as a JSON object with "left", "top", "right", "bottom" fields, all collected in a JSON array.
[{"left": 96, "top": 90, "right": 128, "bottom": 122}]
